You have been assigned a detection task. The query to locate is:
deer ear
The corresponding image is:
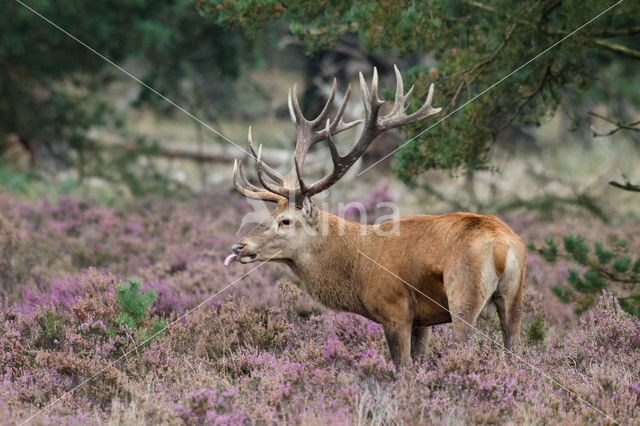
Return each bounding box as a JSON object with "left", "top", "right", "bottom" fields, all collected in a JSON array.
[{"left": 301, "top": 196, "right": 315, "bottom": 220}]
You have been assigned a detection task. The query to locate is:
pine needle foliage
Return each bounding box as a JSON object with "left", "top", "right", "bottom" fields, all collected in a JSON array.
[{"left": 530, "top": 236, "right": 640, "bottom": 316}]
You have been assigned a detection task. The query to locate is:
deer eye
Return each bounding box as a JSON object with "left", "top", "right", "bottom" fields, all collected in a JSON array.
[{"left": 279, "top": 218, "right": 291, "bottom": 226}]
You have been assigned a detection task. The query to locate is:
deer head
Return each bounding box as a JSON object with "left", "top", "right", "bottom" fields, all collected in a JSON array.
[{"left": 224, "top": 65, "right": 441, "bottom": 266}]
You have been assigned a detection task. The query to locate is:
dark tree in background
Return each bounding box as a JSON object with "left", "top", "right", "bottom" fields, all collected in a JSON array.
[
  {"left": 0, "top": 0, "right": 248, "bottom": 179},
  {"left": 197, "top": 0, "right": 640, "bottom": 182}
]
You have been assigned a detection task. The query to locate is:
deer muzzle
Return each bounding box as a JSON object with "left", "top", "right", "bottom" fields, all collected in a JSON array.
[{"left": 224, "top": 242, "right": 258, "bottom": 266}]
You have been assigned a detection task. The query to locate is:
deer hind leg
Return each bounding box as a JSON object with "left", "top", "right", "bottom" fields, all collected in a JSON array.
[
  {"left": 494, "top": 248, "right": 525, "bottom": 350},
  {"left": 445, "top": 261, "right": 495, "bottom": 344},
  {"left": 383, "top": 322, "right": 412, "bottom": 368},
  {"left": 448, "top": 299, "right": 485, "bottom": 343},
  {"left": 411, "top": 326, "right": 431, "bottom": 361}
]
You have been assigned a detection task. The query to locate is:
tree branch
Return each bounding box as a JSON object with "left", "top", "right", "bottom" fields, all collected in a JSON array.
[
  {"left": 490, "top": 192, "right": 609, "bottom": 223},
  {"left": 464, "top": 0, "right": 640, "bottom": 60},
  {"left": 609, "top": 180, "right": 640, "bottom": 193},
  {"left": 587, "top": 26, "right": 640, "bottom": 37},
  {"left": 449, "top": 24, "right": 515, "bottom": 110},
  {"left": 589, "top": 111, "right": 640, "bottom": 137},
  {"left": 592, "top": 39, "right": 640, "bottom": 60}
]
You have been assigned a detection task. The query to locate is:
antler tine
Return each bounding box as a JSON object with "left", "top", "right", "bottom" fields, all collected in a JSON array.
[
  {"left": 248, "top": 126, "right": 284, "bottom": 184},
  {"left": 287, "top": 89, "right": 296, "bottom": 123},
  {"left": 247, "top": 126, "right": 258, "bottom": 156},
  {"left": 232, "top": 159, "right": 254, "bottom": 197},
  {"left": 313, "top": 83, "right": 364, "bottom": 142},
  {"left": 237, "top": 159, "right": 261, "bottom": 193},
  {"left": 379, "top": 65, "right": 441, "bottom": 128},
  {"left": 359, "top": 68, "right": 386, "bottom": 124},
  {"left": 394, "top": 64, "right": 404, "bottom": 101},
  {"left": 232, "top": 159, "right": 282, "bottom": 203},
  {"left": 382, "top": 82, "right": 441, "bottom": 128},
  {"left": 324, "top": 119, "right": 342, "bottom": 164},
  {"left": 331, "top": 83, "right": 353, "bottom": 132},
  {"left": 289, "top": 84, "right": 309, "bottom": 125},
  {"left": 331, "top": 118, "right": 363, "bottom": 135},
  {"left": 293, "top": 158, "right": 308, "bottom": 204},
  {"left": 370, "top": 67, "right": 384, "bottom": 107},
  {"left": 311, "top": 78, "right": 337, "bottom": 126},
  {"left": 359, "top": 72, "right": 372, "bottom": 118},
  {"left": 331, "top": 83, "right": 365, "bottom": 133},
  {"left": 410, "top": 83, "right": 441, "bottom": 119},
  {"left": 256, "top": 145, "right": 290, "bottom": 197},
  {"left": 388, "top": 64, "right": 408, "bottom": 117}
]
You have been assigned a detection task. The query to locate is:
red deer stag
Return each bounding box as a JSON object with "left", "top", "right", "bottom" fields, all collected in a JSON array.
[{"left": 224, "top": 66, "right": 526, "bottom": 368}]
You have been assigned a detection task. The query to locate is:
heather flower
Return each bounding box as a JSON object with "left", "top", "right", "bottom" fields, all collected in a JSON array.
[{"left": 1, "top": 192, "right": 639, "bottom": 424}]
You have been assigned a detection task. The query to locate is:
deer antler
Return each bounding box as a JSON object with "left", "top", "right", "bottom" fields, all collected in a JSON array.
[
  {"left": 300, "top": 65, "right": 441, "bottom": 198},
  {"left": 232, "top": 158, "right": 282, "bottom": 203},
  {"left": 285, "top": 78, "right": 363, "bottom": 186},
  {"left": 247, "top": 127, "right": 284, "bottom": 185},
  {"left": 232, "top": 65, "right": 441, "bottom": 206}
]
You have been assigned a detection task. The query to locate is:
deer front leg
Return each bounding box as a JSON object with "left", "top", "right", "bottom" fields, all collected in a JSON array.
[
  {"left": 383, "top": 322, "right": 412, "bottom": 368},
  {"left": 411, "top": 326, "right": 431, "bottom": 361}
]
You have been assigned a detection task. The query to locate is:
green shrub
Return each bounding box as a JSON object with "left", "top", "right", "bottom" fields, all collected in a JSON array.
[
  {"left": 531, "top": 236, "right": 640, "bottom": 316},
  {"left": 140, "top": 318, "right": 167, "bottom": 345},
  {"left": 115, "top": 278, "right": 158, "bottom": 330},
  {"left": 114, "top": 278, "right": 166, "bottom": 346},
  {"left": 524, "top": 314, "right": 546, "bottom": 346},
  {"left": 34, "top": 310, "right": 64, "bottom": 349}
]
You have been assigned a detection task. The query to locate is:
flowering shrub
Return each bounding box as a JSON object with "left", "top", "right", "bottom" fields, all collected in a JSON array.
[{"left": 1, "top": 190, "right": 639, "bottom": 424}]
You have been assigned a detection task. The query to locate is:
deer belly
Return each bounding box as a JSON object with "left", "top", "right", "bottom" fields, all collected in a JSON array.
[
  {"left": 301, "top": 278, "right": 368, "bottom": 316},
  {"left": 414, "top": 306, "right": 452, "bottom": 326},
  {"left": 414, "top": 288, "right": 452, "bottom": 326}
]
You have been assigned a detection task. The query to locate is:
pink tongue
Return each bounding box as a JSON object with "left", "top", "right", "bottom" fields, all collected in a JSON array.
[{"left": 224, "top": 253, "right": 238, "bottom": 266}]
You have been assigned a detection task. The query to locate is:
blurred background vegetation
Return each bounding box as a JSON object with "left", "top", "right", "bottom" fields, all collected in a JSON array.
[{"left": 1, "top": 0, "right": 639, "bottom": 314}]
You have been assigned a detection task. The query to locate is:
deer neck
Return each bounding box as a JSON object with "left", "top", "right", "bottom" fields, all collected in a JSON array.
[
  {"left": 288, "top": 211, "right": 372, "bottom": 314},
  {"left": 292, "top": 210, "right": 366, "bottom": 267}
]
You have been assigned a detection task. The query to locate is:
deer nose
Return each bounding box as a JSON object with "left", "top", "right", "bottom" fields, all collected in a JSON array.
[{"left": 232, "top": 243, "right": 245, "bottom": 255}]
